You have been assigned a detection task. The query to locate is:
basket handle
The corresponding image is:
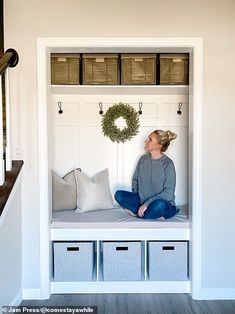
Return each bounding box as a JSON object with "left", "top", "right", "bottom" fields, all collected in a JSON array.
[
  {"left": 67, "top": 247, "right": 79, "bottom": 251},
  {"left": 162, "top": 246, "right": 174, "bottom": 250},
  {"left": 116, "top": 247, "right": 128, "bottom": 251}
]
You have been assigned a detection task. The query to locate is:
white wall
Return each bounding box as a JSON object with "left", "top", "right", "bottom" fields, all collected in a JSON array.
[
  {"left": 0, "top": 177, "right": 22, "bottom": 308},
  {"left": 4, "top": 0, "right": 235, "bottom": 297}
]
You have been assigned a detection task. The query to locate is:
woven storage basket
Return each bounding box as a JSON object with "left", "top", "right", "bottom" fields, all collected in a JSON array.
[
  {"left": 121, "top": 54, "right": 156, "bottom": 85},
  {"left": 160, "top": 54, "right": 189, "bottom": 85},
  {"left": 83, "top": 54, "right": 119, "bottom": 85},
  {"left": 51, "top": 53, "right": 80, "bottom": 85}
]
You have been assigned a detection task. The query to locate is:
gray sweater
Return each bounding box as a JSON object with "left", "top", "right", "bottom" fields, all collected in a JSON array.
[{"left": 132, "top": 153, "right": 176, "bottom": 206}]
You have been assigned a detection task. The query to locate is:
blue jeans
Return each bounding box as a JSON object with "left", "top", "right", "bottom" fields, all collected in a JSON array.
[{"left": 114, "top": 190, "right": 178, "bottom": 219}]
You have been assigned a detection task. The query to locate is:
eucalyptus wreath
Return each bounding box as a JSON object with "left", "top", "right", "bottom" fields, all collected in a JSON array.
[{"left": 101, "top": 102, "right": 140, "bottom": 143}]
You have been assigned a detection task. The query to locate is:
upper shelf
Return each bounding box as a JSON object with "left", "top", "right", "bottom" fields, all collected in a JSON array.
[{"left": 50, "top": 85, "right": 189, "bottom": 96}]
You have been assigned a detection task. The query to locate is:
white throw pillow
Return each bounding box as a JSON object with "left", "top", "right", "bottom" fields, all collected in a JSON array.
[
  {"left": 52, "top": 170, "right": 77, "bottom": 211},
  {"left": 74, "top": 168, "right": 114, "bottom": 212}
]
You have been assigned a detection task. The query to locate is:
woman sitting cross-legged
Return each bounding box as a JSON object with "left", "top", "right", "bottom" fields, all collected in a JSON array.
[{"left": 115, "top": 129, "right": 179, "bottom": 220}]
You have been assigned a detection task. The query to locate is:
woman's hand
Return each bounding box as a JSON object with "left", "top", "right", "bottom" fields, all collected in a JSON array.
[{"left": 138, "top": 204, "right": 148, "bottom": 217}]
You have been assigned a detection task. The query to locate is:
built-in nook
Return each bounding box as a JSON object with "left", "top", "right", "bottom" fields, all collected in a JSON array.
[{"left": 37, "top": 38, "right": 202, "bottom": 299}]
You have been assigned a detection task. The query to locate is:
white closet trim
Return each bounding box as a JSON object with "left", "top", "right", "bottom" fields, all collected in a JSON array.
[{"left": 37, "top": 37, "right": 203, "bottom": 300}]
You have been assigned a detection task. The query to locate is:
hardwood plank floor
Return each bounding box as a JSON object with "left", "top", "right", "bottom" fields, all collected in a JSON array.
[{"left": 20, "top": 293, "right": 235, "bottom": 314}]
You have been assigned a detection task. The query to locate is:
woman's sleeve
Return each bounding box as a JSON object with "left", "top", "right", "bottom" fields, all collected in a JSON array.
[{"left": 144, "top": 161, "right": 176, "bottom": 206}]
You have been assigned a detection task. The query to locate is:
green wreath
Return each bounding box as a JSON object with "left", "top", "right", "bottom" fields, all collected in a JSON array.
[{"left": 101, "top": 102, "right": 140, "bottom": 143}]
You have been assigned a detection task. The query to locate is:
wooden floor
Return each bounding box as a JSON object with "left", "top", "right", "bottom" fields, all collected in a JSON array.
[{"left": 21, "top": 293, "right": 235, "bottom": 314}]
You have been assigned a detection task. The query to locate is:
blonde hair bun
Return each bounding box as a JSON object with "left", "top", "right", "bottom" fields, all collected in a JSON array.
[
  {"left": 166, "top": 130, "right": 177, "bottom": 141},
  {"left": 152, "top": 129, "right": 177, "bottom": 152}
]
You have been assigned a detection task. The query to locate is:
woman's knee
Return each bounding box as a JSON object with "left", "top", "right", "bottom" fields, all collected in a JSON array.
[
  {"left": 144, "top": 199, "right": 168, "bottom": 219},
  {"left": 163, "top": 203, "right": 177, "bottom": 219},
  {"left": 144, "top": 200, "right": 162, "bottom": 219},
  {"left": 114, "top": 190, "right": 122, "bottom": 202},
  {"left": 154, "top": 199, "right": 177, "bottom": 219},
  {"left": 114, "top": 190, "right": 120, "bottom": 202},
  {"left": 114, "top": 190, "right": 125, "bottom": 203},
  {"left": 149, "top": 199, "right": 168, "bottom": 215},
  {"left": 154, "top": 199, "right": 167, "bottom": 211}
]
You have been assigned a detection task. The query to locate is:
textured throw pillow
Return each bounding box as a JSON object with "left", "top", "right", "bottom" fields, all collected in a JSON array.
[
  {"left": 52, "top": 170, "right": 78, "bottom": 211},
  {"left": 74, "top": 168, "right": 114, "bottom": 213}
]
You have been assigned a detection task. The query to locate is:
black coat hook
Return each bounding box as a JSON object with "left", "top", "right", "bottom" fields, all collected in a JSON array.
[
  {"left": 99, "top": 102, "right": 104, "bottom": 115},
  {"left": 138, "top": 102, "right": 143, "bottom": 115},
  {"left": 177, "top": 102, "right": 183, "bottom": 115},
  {"left": 58, "top": 101, "right": 63, "bottom": 114}
]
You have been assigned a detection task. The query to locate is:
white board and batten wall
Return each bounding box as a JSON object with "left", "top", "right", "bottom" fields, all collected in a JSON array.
[{"left": 50, "top": 93, "right": 189, "bottom": 207}]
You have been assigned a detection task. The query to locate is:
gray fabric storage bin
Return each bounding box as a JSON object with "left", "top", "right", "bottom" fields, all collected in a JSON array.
[
  {"left": 102, "top": 241, "right": 142, "bottom": 281},
  {"left": 148, "top": 241, "right": 188, "bottom": 281},
  {"left": 53, "top": 241, "right": 94, "bottom": 281}
]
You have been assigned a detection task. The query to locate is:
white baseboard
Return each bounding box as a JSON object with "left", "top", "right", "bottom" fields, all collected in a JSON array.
[
  {"left": 22, "top": 289, "right": 41, "bottom": 300},
  {"left": 21, "top": 287, "right": 235, "bottom": 300},
  {"left": 196, "top": 288, "right": 235, "bottom": 300},
  {"left": 51, "top": 280, "right": 190, "bottom": 294},
  {"left": 9, "top": 290, "right": 23, "bottom": 306}
]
